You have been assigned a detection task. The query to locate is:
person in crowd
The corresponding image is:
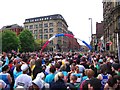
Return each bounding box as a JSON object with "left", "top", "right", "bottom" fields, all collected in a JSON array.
[
  {"left": 29, "top": 59, "right": 35, "bottom": 79},
  {"left": 50, "top": 72, "right": 67, "bottom": 90},
  {"left": 32, "top": 72, "right": 49, "bottom": 90},
  {"left": 0, "top": 65, "right": 12, "bottom": 89},
  {"left": 0, "top": 52, "right": 9, "bottom": 72},
  {"left": 14, "top": 63, "right": 32, "bottom": 89},
  {"left": 0, "top": 80, "right": 7, "bottom": 89},
  {"left": 111, "top": 63, "right": 120, "bottom": 76},
  {"left": 60, "top": 64, "right": 68, "bottom": 82},
  {"left": 13, "top": 64, "right": 22, "bottom": 81},
  {"left": 82, "top": 77, "right": 102, "bottom": 90},
  {"left": 80, "top": 69, "right": 95, "bottom": 90},
  {"left": 104, "top": 77, "right": 118, "bottom": 90},
  {"left": 33, "top": 59, "right": 43, "bottom": 79},
  {"left": 45, "top": 65, "right": 56, "bottom": 84},
  {"left": 97, "top": 64, "right": 112, "bottom": 90},
  {"left": 66, "top": 74, "right": 79, "bottom": 90},
  {"left": 71, "top": 66, "right": 83, "bottom": 83}
]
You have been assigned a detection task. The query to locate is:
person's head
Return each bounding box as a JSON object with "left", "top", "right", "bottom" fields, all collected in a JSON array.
[
  {"left": 2, "top": 65, "right": 9, "bottom": 72},
  {"left": 54, "top": 72, "right": 64, "bottom": 82},
  {"left": 32, "top": 72, "right": 45, "bottom": 90},
  {"left": 71, "top": 63, "right": 76, "bottom": 71},
  {"left": 111, "top": 63, "right": 120, "bottom": 71},
  {"left": 55, "top": 63, "right": 61, "bottom": 70},
  {"left": 2, "top": 52, "right": 6, "bottom": 57},
  {"left": 85, "top": 69, "right": 94, "bottom": 79},
  {"left": 16, "top": 64, "right": 22, "bottom": 72},
  {"left": 107, "top": 77, "right": 117, "bottom": 88},
  {"left": 75, "top": 66, "right": 79, "bottom": 73},
  {"left": 21, "top": 63, "right": 29, "bottom": 74},
  {"left": 70, "top": 74, "right": 77, "bottom": 83},
  {"left": 100, "top": 64, "right": 107, "bottom": 74},
  {"left": 30, "top": 59, "right": 35, "bottom": 67},
  {"left": 50, "top": 65, "right": 56, "bottom": 73},
  {"left": 87, "top": 78, "right": 101, "bottom": 90},
  {"left": 35, "top": 59, "right": 42, "bottom": 66},
  {"left": 60, "top": 64, "right": 66, "bottom": 71},
  {"left": 32, "top": 82, "right": 40, "bottom": 90}
]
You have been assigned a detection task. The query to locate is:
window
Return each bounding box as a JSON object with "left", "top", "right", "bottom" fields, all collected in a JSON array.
[
  {"left": 39, "top": 35, "right": 43, "bottom": 39},
  {"left": 44, "top": 23, "right": 48, "bottom": 27},
  {"left": 34, "top": 30, "right": 38, "bottom": 34},
  {"left": 39, "top": 29, "right": 43, "bottom": 33},
  {"left": 49, "top": 34, "right": 53, "bottom": 38},
  {"left": 50, "top": 40, "right": 53, "bottom": 45},
  {"left": 30, "top": 19, "right": 34, "bottom": 22},
  {"left": 25, "top": 20, "right": 29, "bottom": 23},
  {"left": 34, "top": 24, "right": 38, "bottom": 28},
  {"left": 29, "top": 25, "right": 33, "bottom": 29},
  {"left": 25, "top": 25, "right": 28, "bottom": 29},
  {"left": 58, "top": 28, "right": 62, "bottom": 32},
  {"left": 34, "top": 35, "right": 37, "bottom": 39},
  {"left": 35, "top": 19, "right": 39, "bottom": 21},
  {"left": 49, "top": 23, "right": 54, "bottom": 27},
  {"left": 39, "top": 24, "right": 43, "bottom": 28},
  {"left": 49, "top": 28, "right": 54, "bottom": 33},
  {"left": 58, "top": 22, "right": 62, "bottom": 27},
  {"left": 44, "top": 34, "right": 48, "bottom": 39},
  {"left": 44, "top": 29, "right": 48, "bottom": 33}
]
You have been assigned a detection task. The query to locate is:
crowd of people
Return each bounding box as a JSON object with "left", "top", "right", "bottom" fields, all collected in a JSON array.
[{"left": 0, "top": 51, "right": 120, "bottom": 90}]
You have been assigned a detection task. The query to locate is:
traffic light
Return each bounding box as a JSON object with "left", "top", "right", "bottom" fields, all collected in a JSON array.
[{"left": 106, "top": 43, "right": 110, "bottom": 50}]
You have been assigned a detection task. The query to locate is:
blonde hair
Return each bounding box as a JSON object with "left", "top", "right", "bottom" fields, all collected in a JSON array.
[
  {"left": 60, "top": 64, "right": 66, "bottom": 71},
  {"left": 54, "top": 72, "right": 64, "bottom": 82},
  {"left": 85, "top": 69, "right": 94, "bottom": 78}
]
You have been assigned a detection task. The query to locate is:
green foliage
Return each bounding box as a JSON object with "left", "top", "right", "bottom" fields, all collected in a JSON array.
[
  {"left": 34, "top": 39, "right": 44, "bottom": 51},
  {"left": 19, "top": 29, "right": 34, "bottom": 52},
  {"left": 1, "top": 30, "right": 19, "bottom": 52}
]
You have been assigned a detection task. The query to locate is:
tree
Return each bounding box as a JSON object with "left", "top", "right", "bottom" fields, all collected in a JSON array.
[
  {"left": 19, "top": 29, "right": 34, "bottom": 52},
  {"left": 1, "top": 30, "right": 19, "bottom": 52},
  {"left": 34, "top": 39, "right": 44, "bottom": 51}
]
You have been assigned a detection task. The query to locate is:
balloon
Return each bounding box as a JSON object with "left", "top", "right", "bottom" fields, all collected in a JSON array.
[
  {"left": 82, "top": 40, "right": 92, "bottom": 50},
  {"left": 64, "top": 34, "right": 74, "bottom": 38},
  {"left": 55, "top": 34, "right": 64, "bottom": 37},
  {"left": 41, "top": 34, "right": 92, "bottom": 52},
  {"left": 41, "top": 41, "right": 50, "bottom": 51}
]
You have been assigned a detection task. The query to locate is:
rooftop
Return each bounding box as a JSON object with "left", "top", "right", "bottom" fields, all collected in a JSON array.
[{"left": 24, "top": 14, "right": 68, "bottom": 27}]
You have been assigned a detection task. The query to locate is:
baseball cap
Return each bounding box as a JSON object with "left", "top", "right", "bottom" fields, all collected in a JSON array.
[{"left": 21, "top": 64, "right": 29, "bottom": 71}]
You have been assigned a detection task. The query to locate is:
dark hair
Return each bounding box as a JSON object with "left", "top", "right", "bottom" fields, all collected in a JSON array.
[
  {"left": 16, "top": 64, "right": 22, "bottom": 72},
  {"left": 83, "top": 78, "right": 101, "bottom": 90},
  {"left": 100, "top": 64, "right": 107, "bottom": 74},
  {"left": 55, "top": 63, "right": 60, "bottom": 69},
  {"left": 35, "top": 59, "right": 42, "bottom": 66},
  {"left": 2, "top": 65, "right": 9, "bottom": 72},
  {"left": 107, "top": 77, "right": 117, "bottom": 87},
  {"left": 50, "top": 65, "right": 56, "bottom": 73}
]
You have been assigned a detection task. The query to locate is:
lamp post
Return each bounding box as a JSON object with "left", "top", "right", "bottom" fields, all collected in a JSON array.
[
  {"left": 118, "top": 17, "right": 120, "bottom": 63},
  {"left": 89, "top": 18, "right": 93, "bottom": 51}
]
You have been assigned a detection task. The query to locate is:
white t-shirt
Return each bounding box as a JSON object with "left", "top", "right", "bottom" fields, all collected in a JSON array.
[
  {"left": 0, "top": 80, "right": 6, "bottom": 88},
  {"left": 76, "top": 64, "right": 85, "bottom": 73},
  {"left": 14, "top": 74, "right": 32, "bottom": 89}
]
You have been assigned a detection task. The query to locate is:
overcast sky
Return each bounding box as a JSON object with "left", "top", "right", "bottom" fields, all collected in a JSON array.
[{"left": 0, "top": 0, "right": 103, "bottom": 45}]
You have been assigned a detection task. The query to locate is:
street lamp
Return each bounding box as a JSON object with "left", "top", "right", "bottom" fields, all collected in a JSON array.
[
  {"left": 118, "top": 17, "right": 120, "bottom": 63},
  {"left": 88, "top": 18, "right": 93, "bottom": 40},
  {"left": 89, "top": 18, "right": 93, "bottom": 51}
]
